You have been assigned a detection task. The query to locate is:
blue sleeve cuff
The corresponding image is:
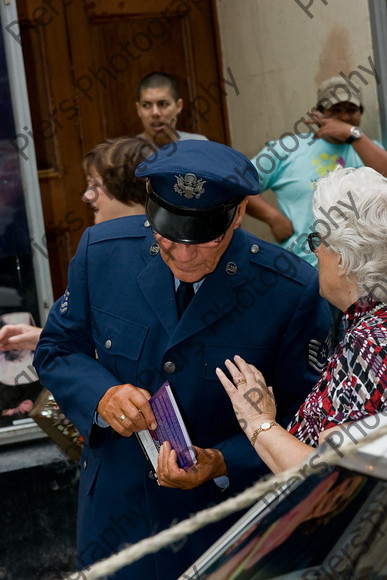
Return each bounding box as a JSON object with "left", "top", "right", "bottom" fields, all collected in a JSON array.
[
  {"left": 94, "top": 412, "right": 110, "bottom": 428},
  {"left": 213, "top": 475, "right": 230, "bottom": 490}
]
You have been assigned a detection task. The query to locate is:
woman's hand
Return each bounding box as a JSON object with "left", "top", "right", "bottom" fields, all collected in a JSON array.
[
  {"left": 0, "top": 324, "right": 42, "bottom": 351},
  {"left": 216, "top": 355, "right": 277, "bottom": 433},
  {"left": 217, "top": 356, "right": 313, "bottom": 473}
]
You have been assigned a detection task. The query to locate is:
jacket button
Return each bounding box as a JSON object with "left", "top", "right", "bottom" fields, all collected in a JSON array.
[
  {"left": 250, "top": 244, "right": 260, "bottom": 254},
  {"left": 163, "top": 361, "right": 176, "bottom": 374},
  {"left": 83, "top": 460, "right": 87, "bottom": 470},
  {"left": 104, "top": 339, "right": 112, "bottom": 349}
]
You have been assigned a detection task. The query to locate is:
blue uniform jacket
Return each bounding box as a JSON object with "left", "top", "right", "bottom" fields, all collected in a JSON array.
[{"left": 34, "top": 215, "right": 331, "bottom": 579}]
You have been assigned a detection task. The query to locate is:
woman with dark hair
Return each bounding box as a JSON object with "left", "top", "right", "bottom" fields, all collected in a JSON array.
[
  {"left": 82, "top": 136, "right": 153, "bottom": 223},
  {"left": 0, "top": 137, "right": 152, "bottom": 352}
]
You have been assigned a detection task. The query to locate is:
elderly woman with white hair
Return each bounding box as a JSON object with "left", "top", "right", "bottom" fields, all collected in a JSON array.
[{"left": 217, "top": 166, "right": 387, "bottom": 474}]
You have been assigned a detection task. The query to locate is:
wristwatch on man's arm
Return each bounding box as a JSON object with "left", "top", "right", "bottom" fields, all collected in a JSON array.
[{"left": 346, "top": 126, "right": 363, "bottom": 144}]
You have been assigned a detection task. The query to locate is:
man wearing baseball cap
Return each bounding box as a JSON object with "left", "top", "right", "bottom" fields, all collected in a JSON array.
[
  {"left": 34, "top": 140, "right": 331, "bottom": 579},
  {"left": 248, "top": 76, "right": 387, "bottom": 268}
]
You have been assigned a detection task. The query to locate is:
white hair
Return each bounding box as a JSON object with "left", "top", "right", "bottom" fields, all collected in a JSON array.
[{"left": 313, "top": 166, "right": 387, "bottom": 302}]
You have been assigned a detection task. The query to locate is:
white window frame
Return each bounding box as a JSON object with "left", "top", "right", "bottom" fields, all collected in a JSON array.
[{"left": 1, "top": 0, "right": 53, "bottom": 324}]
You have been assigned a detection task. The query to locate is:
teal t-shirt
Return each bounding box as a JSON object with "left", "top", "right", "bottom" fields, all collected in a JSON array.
[{"left": 251, "top": 134, "right": 384, "bottom": 266}]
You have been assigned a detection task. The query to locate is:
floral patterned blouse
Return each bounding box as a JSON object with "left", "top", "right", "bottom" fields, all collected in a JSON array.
[{"left": 288, "top": 296, "right": 387, "bottom": 446}]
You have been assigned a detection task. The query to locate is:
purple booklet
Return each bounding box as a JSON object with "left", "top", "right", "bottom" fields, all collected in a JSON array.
[{"left": 136, "top": 381, "right": 196, "bottom": 476}]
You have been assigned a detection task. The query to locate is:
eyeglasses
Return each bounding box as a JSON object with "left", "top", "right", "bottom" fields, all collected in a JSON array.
[
  {"left": 307, "top": 232, "right": 321, "bottom": 253},
  {"left": 153, "top": 232, "right": 225, "bottom": 249}
]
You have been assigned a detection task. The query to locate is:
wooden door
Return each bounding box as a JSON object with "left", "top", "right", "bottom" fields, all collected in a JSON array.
[{"left": 16, "top": 0, "right": 229, "bottom": 298}]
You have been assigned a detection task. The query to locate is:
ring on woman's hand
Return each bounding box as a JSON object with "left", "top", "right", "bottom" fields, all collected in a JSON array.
[
  {"left": 119, "top": 413, "right": 126, "bottom": 422},
  {"left": 236, "top": 378, "right": 246, "bottom": 386}
]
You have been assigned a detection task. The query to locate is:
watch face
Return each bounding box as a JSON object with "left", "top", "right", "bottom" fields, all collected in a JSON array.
[
  {"left": 261, "top": 421, "right": 271, "bottom": 430},
  {"left": 351, "top": 126, "right": 362, "bottom": 139}
]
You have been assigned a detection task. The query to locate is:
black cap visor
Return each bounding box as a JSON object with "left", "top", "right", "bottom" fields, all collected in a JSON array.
[{"left": 146, "top": 190, "right": 241, "bottom": 244}]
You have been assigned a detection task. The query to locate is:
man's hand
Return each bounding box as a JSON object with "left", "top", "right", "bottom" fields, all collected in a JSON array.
[
  {"left": 267, "top": 212, "right": 294, "bottom": 242},
  {"left": 309, "top": 111, "right": 352, "bottom": 143},
  {"left": 247, "top": 196, "right": 294, "bottom": 242},
  {"left": 157, "top": 442, "right": 227, "bottom": 490},
  {"left": 97, "top": 384, "right": 157, "bottom": 436}
]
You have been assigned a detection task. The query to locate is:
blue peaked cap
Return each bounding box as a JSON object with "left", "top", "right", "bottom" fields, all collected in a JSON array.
[{"left": 135, "top": 140, "right": 260, "bottom": 244}]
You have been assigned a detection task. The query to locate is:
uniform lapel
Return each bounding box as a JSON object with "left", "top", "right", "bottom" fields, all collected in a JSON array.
[
  {"left": 137, "top": 229, "right": 250, "bottom": 345},
  {"left": 168, "top": 271, "right": 237, "bottom": 348},
  {"left": 137, "top": 255, "right": 178, "bottom": 337},
  {"left": 168, "top": 229, "right": 249, "bottom": 348}
]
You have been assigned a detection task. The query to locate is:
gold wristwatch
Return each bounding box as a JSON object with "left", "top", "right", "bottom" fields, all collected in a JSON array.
[{"left": 250, "top": 421, "right": 279, "bottom": 446}]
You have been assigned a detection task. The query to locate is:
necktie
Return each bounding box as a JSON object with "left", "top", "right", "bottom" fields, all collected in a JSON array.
[{"left": 176, "top": 282, "right": 195, "bottom": 319}]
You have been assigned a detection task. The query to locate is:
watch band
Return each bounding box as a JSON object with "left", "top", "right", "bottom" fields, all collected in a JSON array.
[{"left": 250, "top": 421, "right": 279, "bottom": 446}]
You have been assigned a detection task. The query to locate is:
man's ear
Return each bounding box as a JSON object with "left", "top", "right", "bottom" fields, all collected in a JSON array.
[
  {"left": 135, "top": 101, "right": 141, "bottom": 118},
  {"left": 176, "top": 98, "right": 183, "bottom": 117},
  {"left": 233, "top": 198, "right": 248, "bottom": 229}
]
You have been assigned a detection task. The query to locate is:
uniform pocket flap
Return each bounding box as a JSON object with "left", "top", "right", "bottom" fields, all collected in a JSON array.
[{"left": 91, "top": 307, "right": 148, "bottom": 360}]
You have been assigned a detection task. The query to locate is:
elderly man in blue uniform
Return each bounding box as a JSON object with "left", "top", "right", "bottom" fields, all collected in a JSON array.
[{"left": 34, "top": 141, "right": 331, "bottom": 579}]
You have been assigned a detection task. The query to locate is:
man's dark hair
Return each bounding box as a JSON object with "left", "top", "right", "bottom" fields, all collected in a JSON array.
[
  {"left": 137, "top": 72, "right": 180, "bottom": 102},
  {"left": 316, "top": 103, "right": 364, "bottom": 115}
]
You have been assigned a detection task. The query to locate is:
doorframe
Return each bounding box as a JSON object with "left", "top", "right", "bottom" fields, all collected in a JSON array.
[
  {"left": 368, "top": 0, "right": 387, "bottom": 147},
  {"left": 1, "top": 0, "right": 53, "bottom": 323},
  {"left": 211, "top": 0, "right": 231, "bottom": 146}
]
